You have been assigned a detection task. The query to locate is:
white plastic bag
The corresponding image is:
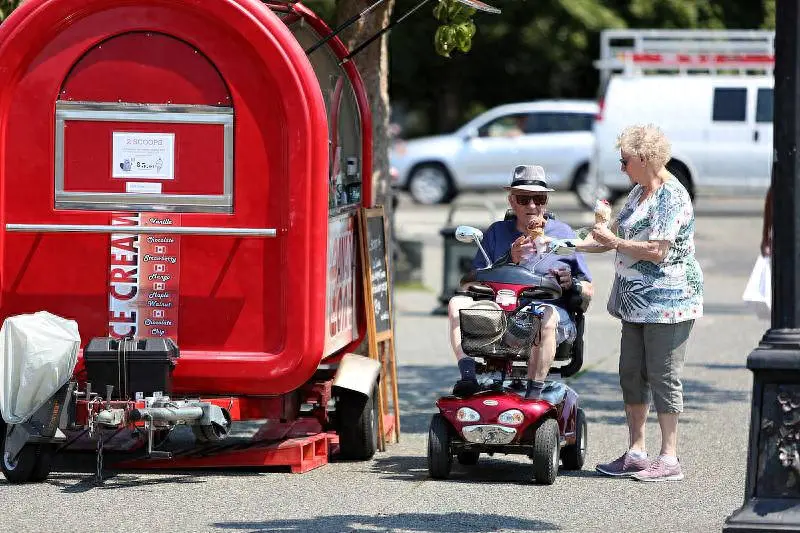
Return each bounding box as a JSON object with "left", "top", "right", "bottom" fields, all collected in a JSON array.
[
  {"left": 0, "top": 311, "right": 80, "bottom": 423},
  {"left": 742, "top": 255, "right": 772, "bottom": 320}
]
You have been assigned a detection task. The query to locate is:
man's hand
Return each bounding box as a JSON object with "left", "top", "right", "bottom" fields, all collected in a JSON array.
[
  {"left": 549, "top": 267, "right": 574, "bottom": 290},
  {"left": 510, "top": 235, "right": 534, "bottom": 264}
]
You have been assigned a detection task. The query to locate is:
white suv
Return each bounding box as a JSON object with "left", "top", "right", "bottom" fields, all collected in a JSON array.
[{"left": 390, "top": 100, "right": 599, "bottom": 205}]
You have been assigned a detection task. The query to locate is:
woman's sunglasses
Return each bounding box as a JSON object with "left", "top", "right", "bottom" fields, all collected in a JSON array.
[
  {"left": 620, "top": 158, "right": 628, "bottom": 169},
  {"left": 514, "top": 194, "right": 548, "bottom": 206}
]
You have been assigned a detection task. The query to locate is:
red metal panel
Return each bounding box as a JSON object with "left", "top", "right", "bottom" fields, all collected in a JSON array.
[
  {"left": 61, "top": 32, "right": 231, "bottom": 105},
  {"left": 63, "top": 121, "right": 226, "bottom": 195},
  {"left": 0, "top": 0, "right": 329, "bottom": 395}
]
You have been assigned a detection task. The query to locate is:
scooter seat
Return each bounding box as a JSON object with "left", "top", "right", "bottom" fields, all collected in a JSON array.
[{"left": 540, "top": 381, "right": 567, "bottom": 405}]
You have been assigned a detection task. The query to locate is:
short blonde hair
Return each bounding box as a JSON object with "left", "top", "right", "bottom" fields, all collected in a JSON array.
[{"left": 616, "top": 124, "right": 671, "bottom": 169}]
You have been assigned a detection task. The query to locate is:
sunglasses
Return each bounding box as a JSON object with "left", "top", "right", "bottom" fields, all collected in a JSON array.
[
  {"left": 620, "top": 158, "right": 628, "bottom": 169},
  {"left": 514, "top": 194, "right": 548, "bottom": 206}
]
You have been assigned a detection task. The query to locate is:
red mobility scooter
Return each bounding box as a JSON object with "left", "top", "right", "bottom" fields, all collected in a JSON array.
[{"left": 427, "top": 225, "right": 589, "bottom": 485}]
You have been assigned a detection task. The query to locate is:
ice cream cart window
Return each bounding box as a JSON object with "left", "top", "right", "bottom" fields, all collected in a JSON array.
[
  {"left": 54, "top": 102, "right": 234, "bottom": 213},
  {"left": 290, "top": 26, "right": 363, "bottom": 212}
]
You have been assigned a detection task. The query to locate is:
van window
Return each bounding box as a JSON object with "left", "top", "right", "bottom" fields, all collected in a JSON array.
[
  {"left": 524, "top": 113, "right": 594, "bottom": 134},
  {"left": 712, "top": 88, "right": 747, "bottom": 122},
  {"left": 756, "top": 88, "right": 773, "bottom": 123}
]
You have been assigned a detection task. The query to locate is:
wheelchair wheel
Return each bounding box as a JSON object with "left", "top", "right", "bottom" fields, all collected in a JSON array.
[
  {"left": 457, "top": 451, "right": 480, "bottom": 465},
  {"left": 427, "top": 414, "right": 452, "bottom": 479},
  {"left": 532, "top": 418, "right": 559, "bottom": 485},
  {"left": 561, "top": 408, "right": 587, "bottom": 470}
]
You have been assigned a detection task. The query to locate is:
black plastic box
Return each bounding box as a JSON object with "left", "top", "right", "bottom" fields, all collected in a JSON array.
[{"left": 84, "top": 337, "right": 179, "bottom": 399}]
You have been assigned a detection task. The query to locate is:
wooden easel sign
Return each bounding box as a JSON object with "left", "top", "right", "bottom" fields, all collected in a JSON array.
[{"left": 358, "top": 206, "right": 400, "bottom": 450}]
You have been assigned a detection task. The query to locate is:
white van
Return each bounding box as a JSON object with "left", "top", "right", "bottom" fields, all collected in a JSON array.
[{"left": 588, "top": 29, "right": 775, "bottom": 205}]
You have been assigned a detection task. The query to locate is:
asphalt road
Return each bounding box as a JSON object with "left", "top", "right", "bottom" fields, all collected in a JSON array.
[{"left": 0, "top": 191, "right": 768, "bottom": 533}]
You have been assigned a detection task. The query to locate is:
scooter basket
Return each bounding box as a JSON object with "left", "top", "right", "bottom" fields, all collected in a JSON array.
[{"left": 460, "top": 308, "right": 539, "bottom": 359}]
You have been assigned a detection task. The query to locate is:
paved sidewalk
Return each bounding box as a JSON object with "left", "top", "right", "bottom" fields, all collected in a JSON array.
[{"left": 0, "top": 194, "right": 767, "bottom": 533}]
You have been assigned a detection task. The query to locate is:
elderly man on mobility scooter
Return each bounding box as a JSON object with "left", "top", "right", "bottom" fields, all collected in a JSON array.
[
  {"left": 448, "top": 165, "right": 594, "bottom": 398},
  {"left": 427, "top": 165, "right": 594, "bottom": 484}
]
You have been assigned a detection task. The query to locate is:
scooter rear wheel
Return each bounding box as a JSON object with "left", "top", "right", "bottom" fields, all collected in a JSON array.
[
  {"left": 560, "top": 408, "right": 587, "bottom": 470},
  {"left": 532, "top": 418, "right": 559, "bottom": 485},
  {"left": 427, "top": 414, "right": 452, "bottom": 479}
]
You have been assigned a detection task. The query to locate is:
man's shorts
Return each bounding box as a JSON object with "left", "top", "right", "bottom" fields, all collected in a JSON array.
[{"left": 537, "top": 302, "right": 577, "bottom": 345}]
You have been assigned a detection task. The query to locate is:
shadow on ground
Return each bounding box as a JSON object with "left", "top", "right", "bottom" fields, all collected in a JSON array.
[
  {"left": 368, "top": 452, "right": 605, "bottom": 485},
  {"left": 212, "top": 512, "right": 559, "bottom": 532},
  {"left": 398, "top": 365, "right": 749, "bottom": 435},
  {"left": 34, "top": 458, "right": 266, "bottom": 493}
]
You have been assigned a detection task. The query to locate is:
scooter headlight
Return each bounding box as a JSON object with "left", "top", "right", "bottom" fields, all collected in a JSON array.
[
  {"left": 456, "top": 407, "right": 480, "bottom": 422},
  {"left": 498, "top": 409, "right": 525, "bottom": 426}
]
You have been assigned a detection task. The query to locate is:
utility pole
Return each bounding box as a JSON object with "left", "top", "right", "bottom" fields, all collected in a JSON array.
[{"left": 725, "top": 1, "right": 800, "bottom": 530}]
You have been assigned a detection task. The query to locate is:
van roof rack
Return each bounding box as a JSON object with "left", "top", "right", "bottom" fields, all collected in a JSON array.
[{"left": 595, "top": 29, "right": 775, "bottom": 84}]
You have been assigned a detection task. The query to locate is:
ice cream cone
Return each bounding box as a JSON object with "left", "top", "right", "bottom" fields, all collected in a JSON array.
[
  {"left": 594, "top": 199, "right": 612, "bottom": 226},
  {"left": 526, "top": 215, "right": 546, "bottom": 240}
]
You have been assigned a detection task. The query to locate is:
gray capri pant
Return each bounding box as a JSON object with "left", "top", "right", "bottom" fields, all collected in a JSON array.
[{"left": 619, "top": 320, "right": 694, "bottom": 414}]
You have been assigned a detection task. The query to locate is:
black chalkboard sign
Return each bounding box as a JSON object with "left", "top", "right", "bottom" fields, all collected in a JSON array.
[{"left": 360, "top": 207, "right": 393, "bottom": 339}]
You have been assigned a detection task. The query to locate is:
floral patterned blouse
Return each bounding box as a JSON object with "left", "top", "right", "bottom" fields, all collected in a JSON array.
[{"left": 609, "top": 178, "right": 704, "bottom": 324}]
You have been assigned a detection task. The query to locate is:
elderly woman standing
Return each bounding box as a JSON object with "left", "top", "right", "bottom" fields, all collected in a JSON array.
[{"left": 578, "top": 124, "right": 703, "bottom": 482}]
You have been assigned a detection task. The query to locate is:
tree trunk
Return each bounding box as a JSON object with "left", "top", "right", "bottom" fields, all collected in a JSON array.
[
  {"left": 0, "top": 1, "right": 24, "bottom": 22},
  {"left": 335, "top": 0, "right": 398, "bottom": 358},
  {"left": 335, "top": 0, "right": 396, "bottom": 209}
]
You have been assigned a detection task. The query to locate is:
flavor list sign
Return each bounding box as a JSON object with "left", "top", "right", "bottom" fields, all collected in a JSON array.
[
  {"left": 109, "top": 213, "right": 181, "bottom": 340},
  {"left": 324, "top": 214, "right": 357, "bottom": 355}
]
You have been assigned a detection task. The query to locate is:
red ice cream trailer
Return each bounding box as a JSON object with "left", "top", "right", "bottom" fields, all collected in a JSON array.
[{"left": 0, "top": 0, "right": 384, "bottom": 481}]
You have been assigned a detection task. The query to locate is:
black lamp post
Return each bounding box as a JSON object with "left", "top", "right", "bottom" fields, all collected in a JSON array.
[{"left": 724, "top": 1, "right": 800, "bottom": 530}]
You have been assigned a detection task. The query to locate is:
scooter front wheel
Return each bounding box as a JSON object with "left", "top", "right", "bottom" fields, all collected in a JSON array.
[
  {"left": 532, "top": 418, "right": 559, "bottom": 485},
  {"left": 427, "top": 414, "right": 452, "bottom": 479}
]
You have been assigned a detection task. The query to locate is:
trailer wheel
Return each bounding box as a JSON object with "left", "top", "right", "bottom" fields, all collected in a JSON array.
[
  {"left": 337, "top": 387, "right": 378, "bottom": 460},
  {"left": 1, "top": 421, "right": 55, "bottom": 484},
  {"left": 2, "top": 444, "right": 54, "bottom": 484}
]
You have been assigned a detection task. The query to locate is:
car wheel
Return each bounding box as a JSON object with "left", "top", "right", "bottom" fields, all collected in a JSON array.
[
  {"left": 408, "top": 164, "right": 453, "bottom": 205},
  {"left": 427, "top": 414, "right": 452, "bottom": 479},
  {"left": 667, "top": 162, "right": 694, "bottom": 199},
  {"left": 532, "top": 418, "right": 559, "bottom": 485},
  {"left": 573, "top": 165, "right": 611, "bottom": 210},
  {"left": 560, "top": 408, "right": 587, "bottom": 470}
]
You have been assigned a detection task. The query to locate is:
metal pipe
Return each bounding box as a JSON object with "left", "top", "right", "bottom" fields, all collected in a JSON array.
[
  {"left": 129, "top": 406, "right": 204, "bottom": 423},
  {"left": 474, "top": 240, "right": 492, "bottom": 268},
  {"left": 6, "top": 224, "right": 277, "bottom": 237}
]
